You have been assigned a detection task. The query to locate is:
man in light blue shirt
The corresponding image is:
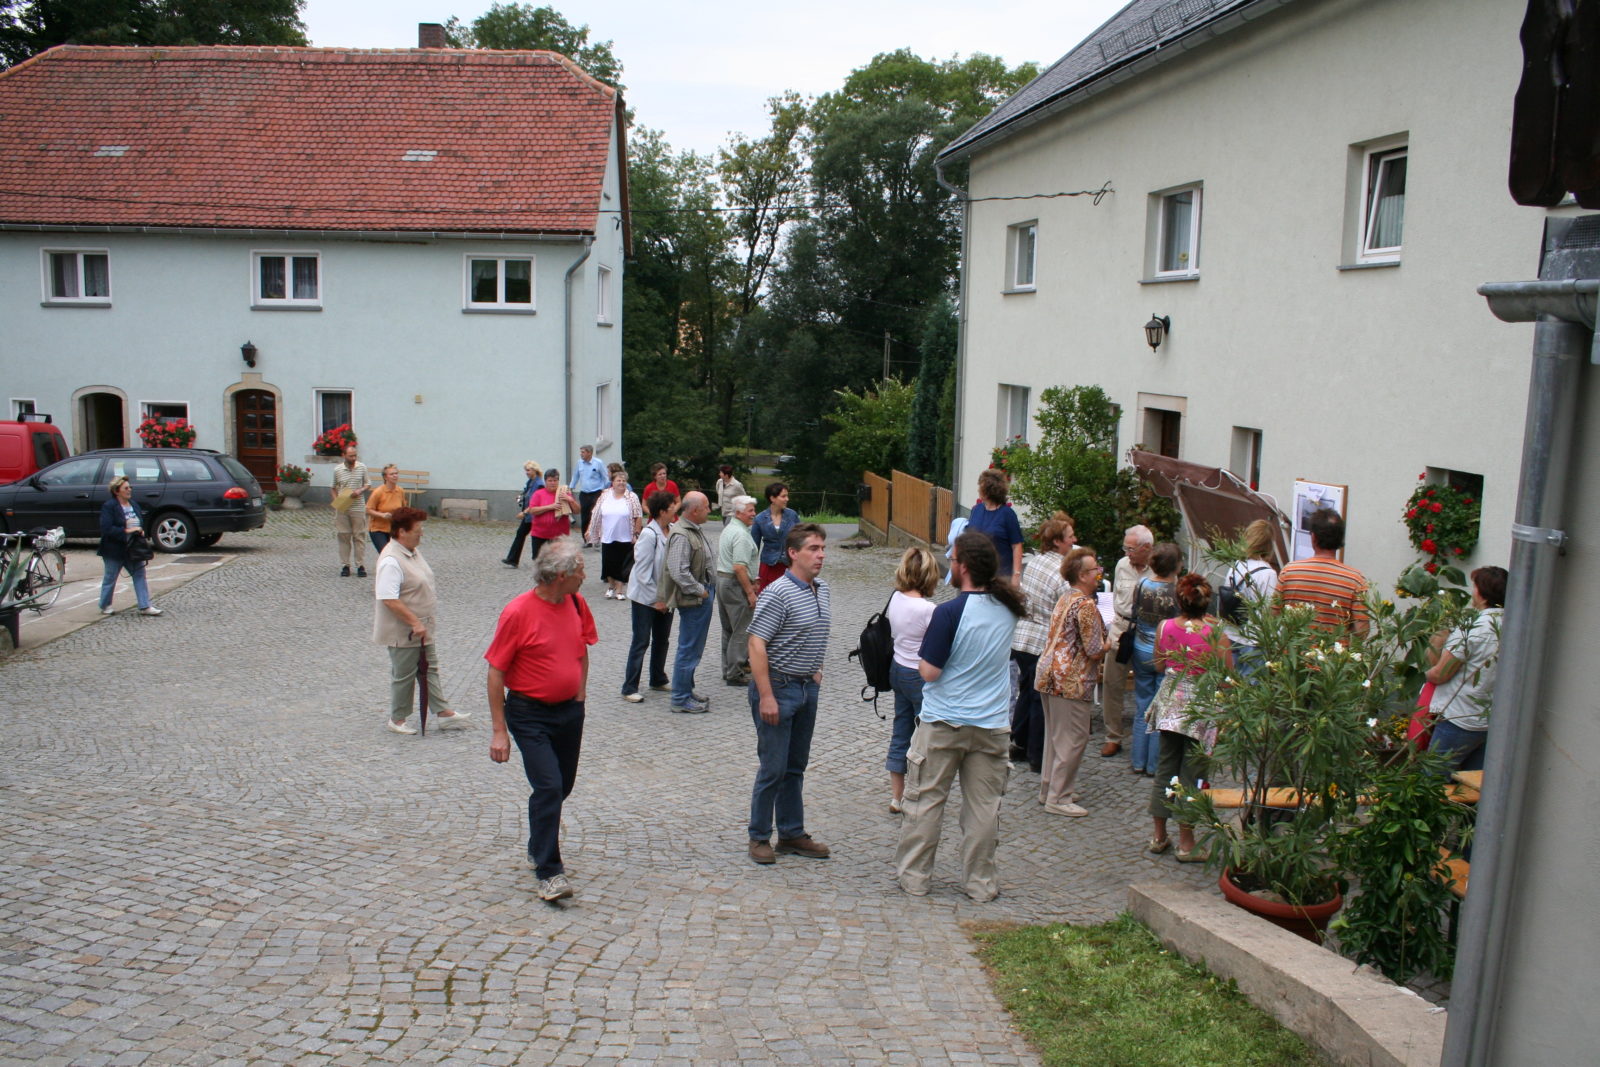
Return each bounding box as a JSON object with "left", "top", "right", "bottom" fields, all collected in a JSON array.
[
  {"left": 895, "top": 531, "right": 1027, "bottom": 902},
  {"left": 568, "top": 445, "right": 607, "bottom": 544}
]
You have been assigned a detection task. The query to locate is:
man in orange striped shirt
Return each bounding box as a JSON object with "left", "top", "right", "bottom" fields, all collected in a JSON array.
[{"left": 1277, "top": 509, "right": 1368, "bottom": 634}]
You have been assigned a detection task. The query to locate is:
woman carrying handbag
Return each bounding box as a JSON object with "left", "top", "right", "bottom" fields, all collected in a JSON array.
[{"left": 98, "top": 475, "right": 162, "bottom": 616}]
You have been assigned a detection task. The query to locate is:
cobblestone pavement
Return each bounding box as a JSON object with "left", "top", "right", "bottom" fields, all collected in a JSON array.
[{"left": 0, "top": 510, "right": 1212, "bottom": 1065}]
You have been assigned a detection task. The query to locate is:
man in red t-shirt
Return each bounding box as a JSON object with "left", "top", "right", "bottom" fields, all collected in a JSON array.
[{"left": 487, "top": 538, "right": 598, "bottom": 902}]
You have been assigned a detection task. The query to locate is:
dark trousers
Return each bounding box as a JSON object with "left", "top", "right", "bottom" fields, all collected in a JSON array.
[
  {"left": 503, "top": 693, "right": 585, "bottom": 879},
  {"left": 369, "top": 530, "right": 390, "bottom": 553},
  {"left": 1009, "top": 650, "right": 1044, "bottom": 769},
  {"left": 504, "top": 520, "right": 532, "bottom": 565},
  {"left": 623, "top": 599, "right": 673, "bottom": 695},
  {"left": 578, "top": 490, "right": 601, "bottom": 542}
]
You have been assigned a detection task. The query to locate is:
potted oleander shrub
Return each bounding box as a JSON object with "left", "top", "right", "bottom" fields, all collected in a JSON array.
[{"left": 1169, "top": 539, "right": 1470, "bottom": 945}]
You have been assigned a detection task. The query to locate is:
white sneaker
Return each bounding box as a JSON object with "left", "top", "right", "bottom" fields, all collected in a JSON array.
[
  {"left": 435, "top": 711, "right": 472, "bottom": 729},
  {"left": 623, "top": 692, "right": 644, "bottom": 703},
  {"left": 538, "top": 874, "right": 574, "bottom": 901},
  {"left": 386, "top": 718, "right": 418, "bottom": 735},
  {"left": 1044, "top": 801, "right": 1089, "bottom": 817},
  {"left": 100, "top": 606, "right": 114, "bottom": 615},
  {"left": 138, "top": 607, "right": 163, "bottom": 616}
]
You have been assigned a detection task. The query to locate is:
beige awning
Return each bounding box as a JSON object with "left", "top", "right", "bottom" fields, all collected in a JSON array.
[{"left": 1130, "top": 450, "right": 1290, "bottom": 567}]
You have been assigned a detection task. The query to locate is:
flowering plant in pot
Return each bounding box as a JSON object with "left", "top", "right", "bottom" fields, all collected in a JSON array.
[
  {"left": 276, "top": 463, "right": 311, "bottom": 500},
  {"left": 1401, "top": 474, "right": 1479, "bottom": 578},
  {"left": 312, "top": 423, "right": 357, "bottom": 457},
  {"left": 1170, "top": 538, "right": 1472, "bottom": 948},
  {"left": 137, "top": 416, "right": 196, "bottom": 448}
]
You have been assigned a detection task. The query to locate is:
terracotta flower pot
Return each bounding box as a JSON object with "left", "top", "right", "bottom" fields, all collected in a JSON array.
[{"left": 1219, "top": 868, "right": 1343, "bottom": 944}]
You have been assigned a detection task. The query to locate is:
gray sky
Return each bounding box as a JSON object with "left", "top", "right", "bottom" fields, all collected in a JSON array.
[{"left": 301, "top": 0, "right": 1130, "bottom": 158}]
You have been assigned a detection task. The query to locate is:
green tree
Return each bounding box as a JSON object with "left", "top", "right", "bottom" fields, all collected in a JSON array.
[
  {"left": 823, "top": 378, "right": 916, "bottom": 478},
  {"left": 907, "top": 296, "right": 957, "bottom": 483},
  {"left": 1005, "top": 386, "right": 1125, "bottom": 555},
  {"left": 446, "top": 2, "right": 620, "bottom": 87},
  {"left": 1, "top": 0, "right": 306, "bottom": 67}
]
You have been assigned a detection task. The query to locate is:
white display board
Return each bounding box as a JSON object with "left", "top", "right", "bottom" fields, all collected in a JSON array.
[{"left": 1291, "top": 479, "right": 1348, "bottom": 561}]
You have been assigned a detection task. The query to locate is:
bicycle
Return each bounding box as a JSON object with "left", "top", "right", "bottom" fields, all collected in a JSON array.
[{"left": 0, "top": 526, "right": 67, "bottom": 612}]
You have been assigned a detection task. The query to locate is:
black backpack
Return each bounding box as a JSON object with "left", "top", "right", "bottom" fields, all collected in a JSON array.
[
  {"left": 1219, "top": 562, "right": 1272, "bottom": 624},
  {"left": 848, "top": 595, "right": 896, "bottom": 719}
]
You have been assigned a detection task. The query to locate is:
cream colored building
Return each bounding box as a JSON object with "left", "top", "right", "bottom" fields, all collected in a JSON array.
[{"left": 940, "top": 0, "right": 1580, "bottom": 585}]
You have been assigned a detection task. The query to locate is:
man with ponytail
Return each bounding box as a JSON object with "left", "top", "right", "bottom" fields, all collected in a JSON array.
[{"left": 895, "top": 531, "right": 1028, "bottom": 902}]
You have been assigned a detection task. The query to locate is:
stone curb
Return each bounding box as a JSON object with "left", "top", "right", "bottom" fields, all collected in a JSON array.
[{"left": 1128, "top": 882, "right": 1445, "bottom": 1067}]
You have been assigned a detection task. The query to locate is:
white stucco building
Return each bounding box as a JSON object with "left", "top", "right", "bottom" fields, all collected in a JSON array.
[
  {"left": 0, "top": 41, "right": 628, "bottom": 514},
  {"left": 939, "top": 0, "right": 1581, "bottom": 584}
]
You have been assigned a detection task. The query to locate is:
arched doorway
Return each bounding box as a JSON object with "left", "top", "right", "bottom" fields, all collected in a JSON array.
[
  {"left": 76, "top": 389, "right": 126, "bottom": 451},
  {"left": 233, "top": 389, "right": 280, "bottom": 486}
]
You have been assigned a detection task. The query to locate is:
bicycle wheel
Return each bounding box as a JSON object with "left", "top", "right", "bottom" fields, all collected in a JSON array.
[{"left": 20, "top": 549, "right": 64, "bottom": 611}]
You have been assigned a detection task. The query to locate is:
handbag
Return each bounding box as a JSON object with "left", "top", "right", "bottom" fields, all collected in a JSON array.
[
  {"left": 126, "top": 531, "right": 155, "bottom": 563},
  {"left": 1114, "top": 583, "right": 1144, "bottom": 664}
]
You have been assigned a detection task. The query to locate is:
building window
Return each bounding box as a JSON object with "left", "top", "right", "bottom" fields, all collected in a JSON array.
[
  {"left": 1155, "top": 186, "right": 1201, "bottom": 276},
  {"left": 141, "top": 401, "right": 188, "bottom": 424},
  {"left": 43, "top": 249, "right": 111, "bottom": 304},
  {"left": 466, "top": 256, "right": 535, "bottom": 310},
  {"left": 1137, "top": 392, "right": 1187, "bottom": 459},
  {"left": 13, "top": 399, "right": 36, "bottom": 418},
  {"left": 596, "top": 264, "right": 613, "bottom": 324},
  {"left": 1006, "top": 222, "right": 1037, "bottom": 291},
  {"left": 316, "top": 390, "right": 353, "bottom": 434},
  {"left": 254, "top": 252, "right": 321, "bottom": 307},
  {"left": 1230, "top": 426, "right": 1262, "bottom": 490},
  {"left": 996, "top": 384, "right": 1030, "bottom": 445},
  {"left": 1361, "top": 146, "right": 1407, "bottom": 260},
  {"left": 596, "top": 382, "right": 613, "bottom": 446}
]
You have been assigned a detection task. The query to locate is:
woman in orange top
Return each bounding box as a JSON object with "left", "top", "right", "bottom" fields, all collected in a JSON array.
[{"left": 367, "top": 464, "right": 407, "bottom": 553}]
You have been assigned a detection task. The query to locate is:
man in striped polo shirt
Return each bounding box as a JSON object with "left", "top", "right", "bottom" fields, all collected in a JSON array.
[
  {"left": 1277, "top": 508, "right": 1369, "bottom": 634},
  {"left": 745, "top": 523, "right": 831, "bottom": 865}
]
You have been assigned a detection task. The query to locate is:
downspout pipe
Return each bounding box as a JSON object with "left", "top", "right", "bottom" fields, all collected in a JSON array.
[
  {"left": 563, "top": 236, "right": 595, "bottom": 472},
  {"left": 934, "top": 160, "right": 969, "bottom": 513},
  {"left": 1443, "top": 270, "right": 1593, "bottom": 1065}
]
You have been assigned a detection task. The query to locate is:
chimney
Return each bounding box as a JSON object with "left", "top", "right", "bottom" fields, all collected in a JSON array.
[{"left": 418, "top": 23, "right": 447, "bottom": 49}]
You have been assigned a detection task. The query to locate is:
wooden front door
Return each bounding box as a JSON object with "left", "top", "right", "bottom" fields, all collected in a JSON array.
[{"left": 233, "top": 389, "right": 279, "bottom": 486}]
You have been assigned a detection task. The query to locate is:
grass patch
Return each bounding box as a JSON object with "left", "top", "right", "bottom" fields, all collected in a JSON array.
[{"left": 974, "top": 914, "right": 1325, "bottom": 1067}]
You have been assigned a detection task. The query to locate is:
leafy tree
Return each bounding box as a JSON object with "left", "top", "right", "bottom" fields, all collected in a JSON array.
[
  {"left": 446, "top": 2, "right": 620, "bottom": 87},
  {"left": 823, "top": 378, "right": 916, "bottom": 478},
  {"left": 1, "top": 0, "right": 305, "bottom": 67},
  {"left": 907, "top": 296, "right": 956, "bottom": 483},
  {"left": 1004, "top": 386, "right": 1118, "bottom": 554}
]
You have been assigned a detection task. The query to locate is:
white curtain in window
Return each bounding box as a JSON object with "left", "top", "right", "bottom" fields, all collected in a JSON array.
[
  {"left": 260, "top": 257, "right": 286, "bottom": 299},
  {"left": 471, "top": 259, "right": 499, "bottom": 303},
  {"left": 1368, "top": 155, "right": 1406, "bottom": 251},
  {"left": 292, "top": 257, "right": 318, "bottom": 300},
  {"left": 83, "top": 254, "right": 110, "bottom": 297},
  {"left": 1161, "top": 192, "right": 1194, "bottom": 271},
  {"left": 51, "top": 254, "right": 78, "bottom": 298}
]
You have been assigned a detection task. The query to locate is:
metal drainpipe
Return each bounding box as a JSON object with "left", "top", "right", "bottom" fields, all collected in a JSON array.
[
  {"left": 563, "top": 236, "right": 594, "bottom": 471},
  {"left": 934, "top": 160, "right": 969, "bottom": 511},
  {"left": 1444, "top": 278, "right": 1594, "bottom": 1066}
]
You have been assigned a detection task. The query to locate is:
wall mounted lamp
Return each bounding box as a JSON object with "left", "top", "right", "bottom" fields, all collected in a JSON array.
[
  {"left": 241, "top": 341, "right": 258, "bottom": 367},
  {"left": 1144, "top": 314, "right": 1171, "bottom": 352}
]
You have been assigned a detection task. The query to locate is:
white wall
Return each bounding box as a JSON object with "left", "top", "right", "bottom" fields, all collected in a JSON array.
[{"left": 958, "top": 0, "right": 1576, "bottom": 585}]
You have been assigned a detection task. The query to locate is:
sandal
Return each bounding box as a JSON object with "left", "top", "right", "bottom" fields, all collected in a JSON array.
[
  {"left": 1176, "top": 847, "right": 1209, "bottom": 863},
  {"left": 1146, "top": 837, "right": 1172, "bottom": 855}
]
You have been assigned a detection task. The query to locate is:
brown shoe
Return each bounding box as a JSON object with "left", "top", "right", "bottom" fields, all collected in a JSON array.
[
  {"left": 748, "top": 839, "right": 776, "bottom": 865},
  {"left": 1100, "top": 741, "right": 1121, "bottom": 757},
  {"left": 775, "top": 835, "right": 831, "bottom": 859}
]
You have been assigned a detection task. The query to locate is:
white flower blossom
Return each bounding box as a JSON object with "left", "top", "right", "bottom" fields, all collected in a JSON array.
[
  {"left": 1351, "top": 652, "right": 1364, "bottom": 663},
  {"left": 1170, "top": 775, "right": 1180, "bottom": 786},
  {"left": 1366, "top": 717, "right": 1378, "bottom": 728},
  {"left": 1164, "top": 787, "right": 1176, "bottom": 799},
  {"left": 1362, "top": 679, "right": 1373, "bottom": 690},
  {"left": 1332, "top": 641, "right": 1345, "bottom": 654}
]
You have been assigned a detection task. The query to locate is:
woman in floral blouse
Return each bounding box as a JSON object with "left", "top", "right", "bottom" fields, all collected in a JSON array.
[{"left": 1033, "top": 546, "right": 1106, "bottom": 817}]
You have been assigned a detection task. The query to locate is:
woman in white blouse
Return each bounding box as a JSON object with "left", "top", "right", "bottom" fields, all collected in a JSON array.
[
  {"left": 586, "top": 469, "right": 643, "bottom": 600},
  {"left": 885, "top": 546, "right": 942, "bottom": 813}
]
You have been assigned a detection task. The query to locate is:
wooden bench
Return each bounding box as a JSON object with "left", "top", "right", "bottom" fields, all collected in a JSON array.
[
  {"left": 1202, "top": 787, "right": 1307, "bottom": 810},
  {"left": 394, "top": 469, "right": 429, "bottom": 504}
]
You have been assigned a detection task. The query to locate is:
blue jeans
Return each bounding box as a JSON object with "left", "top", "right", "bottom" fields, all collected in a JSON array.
[
  {"left": 1428, "top": 719, "right": 1488, "bottom": 775},
  {"left": 886, "top": 663, "right": 924, "bottom": 773},
  {"left": 1131, "top": 642, "right": 1162, "bottom": 774},
  {"left": 623, "top": 599, "right": 674, "bottom": 695},
  {"left": 369, "top": 531, "right": 390, "bottom": 553},
  {"left": 1009, "top": 650, "right": 1044, "bottom": 767},
  {"left": 748, "top": 673, "right": 818, "bottom": 841},
  {"left": 100, "top": 556, "right": 151, "bottom": 610},
  {"left": 502, "top": 693, "right": 585, "bottom": 879},
  {"left": 671, "top": 593, "right": 715, "bottom": 706}
]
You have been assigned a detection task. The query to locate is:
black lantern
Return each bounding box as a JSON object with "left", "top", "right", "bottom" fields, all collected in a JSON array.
[
  {"left": 1144, "top": 314, "right": 1170, "bottom": 351},
  {"left": 241, "top": 341, "right": 258, "bottom": 367}
]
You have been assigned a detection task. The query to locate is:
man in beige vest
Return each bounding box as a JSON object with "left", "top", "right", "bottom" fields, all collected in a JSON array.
[
  {"left": 374, "top": 506, "right": 471, "bottom": 734},
  {"left": 659, "top": 491, "right": 716, "bottom": 713}
]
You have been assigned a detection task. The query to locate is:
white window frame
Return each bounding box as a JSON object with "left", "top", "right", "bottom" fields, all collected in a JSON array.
[
  {"left": 315, "top": 389, "right": 354, "bottom": 435},
  {"left": 1360, "top": 145, "right": 1407, "bottom": 262},
  {"left": 595, "top": 381, "right": 613, "bottom": 449},
  {"left": 42, "top": 248, "right": 112, "bottom": 305},
  {"left": 1154, "top": 186, "right": 1201, "bottom": 278},
  {"left": 12, "top": 399, "right": 37, "bottom": 418},
  {"left": 1005, "top": 221, "right": 1037, "bottom": 292},
  {"left": 596, "top": 264, "right": 613, "bottom": 324},
  {"left": 252, "top": 250, "right": 322, "bottom": 308},
  {"left": 996, "top": 384, "right": 1030, "bottom": 445},
  {"left": 464, "top": 254, "right": 537, "bottom": 312}
]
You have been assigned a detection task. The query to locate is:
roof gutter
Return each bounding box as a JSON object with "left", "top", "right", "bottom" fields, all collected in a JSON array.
[
  {"left": 563, "top": 236, "right": 595, "bottom": 470},
  {"left": 0, "top": 223, "right": 591, "bottom": 242},
  {"left": 939, "top": 0, "right": 1304, "bottom": 165}
]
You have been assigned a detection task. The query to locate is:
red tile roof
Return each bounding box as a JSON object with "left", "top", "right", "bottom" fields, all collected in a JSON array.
[{"left": 0, "top": 45, "right": 622, "bottom": 235}]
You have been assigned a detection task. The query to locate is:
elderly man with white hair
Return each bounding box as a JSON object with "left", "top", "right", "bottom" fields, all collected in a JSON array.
[
  {"left": 717, "top": 494, "right": 760, "bottom": 686},
  {"left": 1100, "top": 525, "right": 1154, "bottom": 758}
]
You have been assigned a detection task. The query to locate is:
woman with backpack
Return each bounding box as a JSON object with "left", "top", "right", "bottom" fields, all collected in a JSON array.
[{"left": 1220, "top": 519, "right": 1278, "bottom": 677}]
